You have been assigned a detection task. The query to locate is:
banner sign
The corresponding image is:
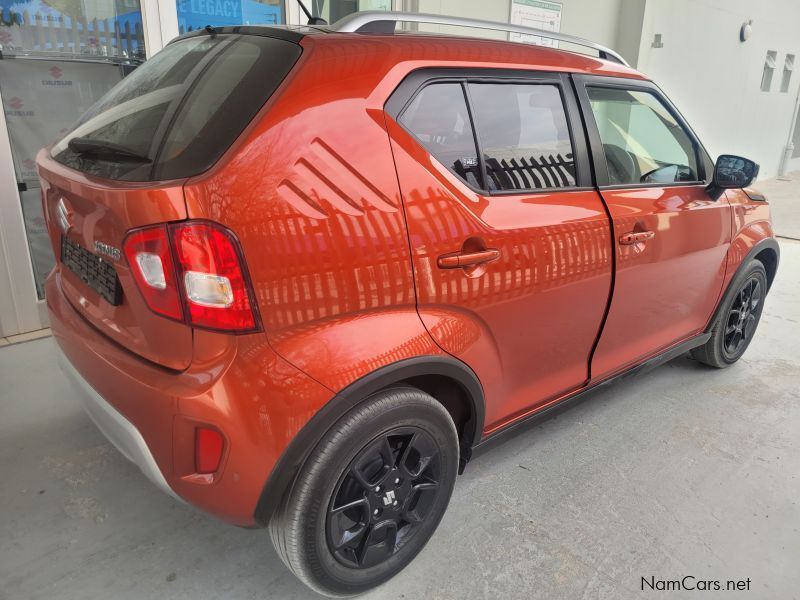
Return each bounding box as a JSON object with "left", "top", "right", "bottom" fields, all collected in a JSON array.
[
  {"left": 1, "top": 60, "right": 122, "bottom": 182},
  {"left": 509, "top": 0, "right": 562, "bottom": 48},
  {"left": 176, "top": 0, "right": 283, "bottom": 31},
  {"left": 1, "top": 59, "right": 124, "bottom": 297}
]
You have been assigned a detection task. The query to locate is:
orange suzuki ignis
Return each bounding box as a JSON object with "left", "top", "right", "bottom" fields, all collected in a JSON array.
[{"left": 39, "top": 12, "right": 779, "bottom": 596}]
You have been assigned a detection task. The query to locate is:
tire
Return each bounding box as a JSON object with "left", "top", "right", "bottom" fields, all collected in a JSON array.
[
  {"left": 691, "top": 259, "right": 768, "bottom": 368},
  {"left": 269, "top": 387, "right": 459, "bottom": 597}
]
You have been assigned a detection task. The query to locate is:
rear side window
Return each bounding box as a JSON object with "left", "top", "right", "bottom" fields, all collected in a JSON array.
[
  {"left": 51, "top": 34, "right": 301, "bottom": 181},
  {"left": 399, "top": 83, "right": 483, "bottom": 188},
  {"left": 469, "top": 83, "right": 576, "bottom": 191},
  {"left": 586, "top": 87, "right": 699, "bottom": 186}
]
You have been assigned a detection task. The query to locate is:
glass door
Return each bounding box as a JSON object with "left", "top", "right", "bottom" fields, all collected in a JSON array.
[
  {"left": 176, "top": 0, "right": 284, "bottom": 33},
  {"left": 0, "top": 0, "right": 146, "bottom": 335}
]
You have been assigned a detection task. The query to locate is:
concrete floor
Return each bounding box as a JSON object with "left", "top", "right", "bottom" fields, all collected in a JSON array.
[
  {"left": 1, "top": 250, "right": 799, "bottom": 600},
  {"left": 759, "top": 170, "right": 800, "bottom": 240}
]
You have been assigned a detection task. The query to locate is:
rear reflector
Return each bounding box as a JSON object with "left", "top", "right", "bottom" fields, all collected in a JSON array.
[
  {"left": 195, "top": 427, "right": 224, "bottom": 474},
  {"left": 123, "top": 221, "right": 259, "bottom": 333}
]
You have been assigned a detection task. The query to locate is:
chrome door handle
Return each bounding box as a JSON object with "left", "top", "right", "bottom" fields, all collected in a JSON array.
[
  {"left": 437, "top": 248, "right": 500, "bottom": 269},
  {"left": 619, "top": 231, "right": 655, "bottom": 245}
]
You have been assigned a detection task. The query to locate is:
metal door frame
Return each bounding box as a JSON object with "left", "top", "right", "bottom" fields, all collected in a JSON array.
[{"left": 0, "top": 100, "right": 40, "bottom": 337}]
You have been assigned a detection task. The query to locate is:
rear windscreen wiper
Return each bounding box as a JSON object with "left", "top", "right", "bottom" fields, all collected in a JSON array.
[{"left": 68, "top": 137, "right": 152, "bottom": 163}]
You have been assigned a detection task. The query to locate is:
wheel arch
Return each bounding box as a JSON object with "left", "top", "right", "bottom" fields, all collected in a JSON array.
[
  {"left": 706, "top": 236, "right": 779, "bottom": 333},
  {"left": 754, "top": 244, "right": 779, "bottom": 291},
  {"left": 254, "top": 355, "right": 485, "bottom": 526}
]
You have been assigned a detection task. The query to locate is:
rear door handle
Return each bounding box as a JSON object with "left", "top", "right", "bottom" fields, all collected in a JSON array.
[
  {"left": 619, "top": 231, "right": 655, "bottom": 245},
  {"left": 437, "top": 248, "right": 500, "bottom": 269}
]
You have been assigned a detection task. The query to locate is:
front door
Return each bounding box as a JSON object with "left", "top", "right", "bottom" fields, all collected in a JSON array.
[
  {"left": 0, "top": 1, "right": 145, "bottom": 336},
  {"left": 386, "top": 71, "right": 613, "bottom": 432},
  {"left": 575, "top": 77, "right": 731, "bottom": 380}
]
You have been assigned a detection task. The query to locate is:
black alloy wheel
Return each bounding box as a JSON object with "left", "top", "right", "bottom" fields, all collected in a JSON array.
[
  {"left": 327, "top": 427, "right": 442, "bottom": 568},
  {"left": 722, "top": 276, "right": 762, "bottom": 360},
  {"left": 691, "top": 259, "right": 768, "bottom": 368},
  {"left": 270, "top": 387, "right": 458, "bottom": 597}
]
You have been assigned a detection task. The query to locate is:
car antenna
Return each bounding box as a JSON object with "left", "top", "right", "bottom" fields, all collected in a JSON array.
[{"left": 297, "top": 0, "right": 327, "bottom": 25}]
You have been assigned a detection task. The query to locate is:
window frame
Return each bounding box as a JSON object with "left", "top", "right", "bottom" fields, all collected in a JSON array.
[
  {"left": 386, "top": 68, "right": 593, "bottom": 196},
  {"left": 392, "top": 81, "right": 485, "bottom": 189},
  {"left": 572, "top": 74, "right": 714, "bottom": 190}
]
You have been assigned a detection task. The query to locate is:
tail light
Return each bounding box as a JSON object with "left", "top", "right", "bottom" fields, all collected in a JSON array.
[
  {"left": 123, "top": 221, "right": 260, "bottom": 333},
  {"left": 123, "top": 226, "right": 183, "bottom": 320}
]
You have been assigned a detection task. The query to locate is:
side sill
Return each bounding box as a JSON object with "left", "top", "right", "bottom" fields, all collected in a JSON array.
[{"left": 471, "top": 332, "right": 710, "bottom": 456}]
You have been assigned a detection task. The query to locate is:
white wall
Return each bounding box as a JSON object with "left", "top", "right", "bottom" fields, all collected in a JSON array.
[
  {"left": 559, "top": 0, "right": 623, "bottom": 50},
  {"left": 634, "top": 0, "right": 800, "bottom": 179},
  {"left": 408, "top": 0, "right": 625, "bottom": 47}
]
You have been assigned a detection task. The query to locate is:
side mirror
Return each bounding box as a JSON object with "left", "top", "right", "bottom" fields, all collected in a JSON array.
[{"left": 713, "top": 155, "right": 759, "bottom": 189}]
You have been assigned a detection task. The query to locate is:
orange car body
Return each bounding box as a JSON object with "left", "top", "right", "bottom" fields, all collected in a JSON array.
[{"left": 39, "top": 29, "right": 778, "bottom": 526}]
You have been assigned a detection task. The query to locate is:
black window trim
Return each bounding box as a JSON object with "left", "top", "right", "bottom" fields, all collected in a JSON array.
[
  {"left": 386, "top": 67, "right": 594, "bottom": 196},
  {"left": 571, "top": 74, "right": 715, "bottom": 191},
  {"left": 460, "top": 82, "right": 488, "bottom": 191},
  {"left": 170, "top": 25, "right": 306, "bottom": 45}
]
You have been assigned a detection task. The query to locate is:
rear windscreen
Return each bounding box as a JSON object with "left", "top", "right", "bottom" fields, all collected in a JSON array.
[{"left": 51, "top": 33, "right": 301, "bottom": 181}]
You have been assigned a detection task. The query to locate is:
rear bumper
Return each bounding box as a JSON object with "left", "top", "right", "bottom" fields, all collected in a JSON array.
[
  {"left": 57, "top": 348, "right": 180, "bottom": 502},
  {"left": 46, "top": 267, "right": 334, "bottom": 526}
]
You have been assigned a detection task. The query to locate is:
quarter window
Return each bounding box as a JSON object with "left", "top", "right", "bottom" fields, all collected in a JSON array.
[
  {"left": 399, "top": 83, "right": 483, "bottom": 188},
  {"left": 469, "top": 83, "right": 576, "bottom": 191},
  {"left": 586, "top": 87, "right": 699, "bottom": 186}
]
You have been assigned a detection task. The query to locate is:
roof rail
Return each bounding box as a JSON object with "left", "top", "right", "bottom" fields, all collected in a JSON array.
[{"left": 331, "top": 11, "right": 629, "bottom": 67}]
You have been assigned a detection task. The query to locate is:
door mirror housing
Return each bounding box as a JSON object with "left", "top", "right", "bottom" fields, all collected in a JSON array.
[{"left": 713, "top": 155, "right": 759, "bottom": 189}]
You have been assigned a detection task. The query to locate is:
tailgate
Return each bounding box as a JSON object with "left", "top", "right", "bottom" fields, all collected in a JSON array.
[
  {"left": 38, "top": 154, "right": 193, "bottom": 371},
  {"left": 35, "top": 30, "right": 302, "bottom": 370}
]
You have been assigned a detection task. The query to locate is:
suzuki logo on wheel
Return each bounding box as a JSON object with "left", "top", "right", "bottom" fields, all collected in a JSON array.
[{"left": 382, "top": 490, "right": 396, "bottom": 506}]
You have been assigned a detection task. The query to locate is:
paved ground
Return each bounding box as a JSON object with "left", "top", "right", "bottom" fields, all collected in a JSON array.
[
  {"left": 758, "top": 170, "right": 800, "bottom": 240},
  {"left": 1, "top": 230, "right": 799, "bottom": 598}
]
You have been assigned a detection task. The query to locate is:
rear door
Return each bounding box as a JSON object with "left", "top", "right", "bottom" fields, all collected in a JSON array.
[
  {"left": 574, "top": 76, "right": 731, "bottom": 380},
  {"left": 38, "top": 32, "right": 301, "bottom": 370},
  {"left": 386, "top": 70, "right": 613, "bottom": 431}
]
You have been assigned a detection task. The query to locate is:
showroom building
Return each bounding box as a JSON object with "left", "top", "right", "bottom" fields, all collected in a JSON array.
[{"left": 1, "top": 0, "right": 799, "bottom": 338}]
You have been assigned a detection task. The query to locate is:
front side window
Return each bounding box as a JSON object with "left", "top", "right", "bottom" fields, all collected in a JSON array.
[
  {"left": 587, "top": 87, "right": 699, "bottom": 186},
  {"left": 469, "top": 83, "right": 576, "bottom": 191},
  {"left": 400, "top": 83, "right": 482, "bottom": 188}
]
